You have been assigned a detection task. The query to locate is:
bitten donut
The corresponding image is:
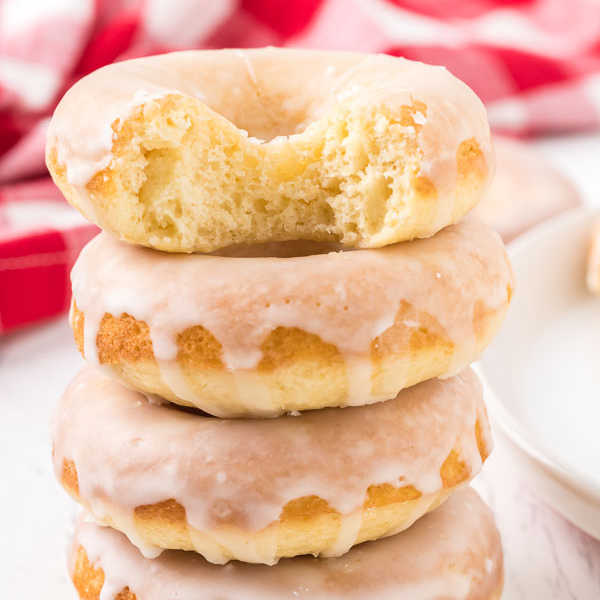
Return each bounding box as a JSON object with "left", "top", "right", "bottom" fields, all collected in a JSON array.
[
  {"left": 46, "top": 48, "right": 493, "bottom": 253},
  {"left": 69, "top": 487, "right": 503, "bottom": 600},
  {"left": 53, "top": 367, "right": 492, "bottom": 565},
  {"left": 474, "top": 136, "right": 580, "bottom": 242},
  {"left": 70, "top": 217, "right": 513, "bottom": 417}
]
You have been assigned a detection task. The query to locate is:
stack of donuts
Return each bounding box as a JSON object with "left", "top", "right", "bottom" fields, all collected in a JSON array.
[{"left": 46, "top": 48, "right": 513, "bottom": 600}]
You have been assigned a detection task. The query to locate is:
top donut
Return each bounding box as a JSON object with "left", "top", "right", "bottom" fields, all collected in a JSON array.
[{"left": 46, "top": 48, "right": 493, "bottom": 253}]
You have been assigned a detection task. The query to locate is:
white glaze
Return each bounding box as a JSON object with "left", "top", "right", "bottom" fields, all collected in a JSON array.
[
  {"left": 320, "top": 511, "right": 363, "bottom": 558},
  {"left": 53, "top": 88, "right": 180, "bottom": 188},
  {"left": 70, "top": 218, "right": 512, "bottom": 412},
  {"left": 53, "top": 367, "right": 490, "bottom": 562},
  {"left": 47, "top": 48, "right": 492, "bottom": 222},
  {"left": 69, "top": 487, "right": 503, "bottom": 600}
]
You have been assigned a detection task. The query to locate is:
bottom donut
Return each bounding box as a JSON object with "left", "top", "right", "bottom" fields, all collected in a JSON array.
[{"left": 69, "top": 487, "right": 503, "bottom": 600}]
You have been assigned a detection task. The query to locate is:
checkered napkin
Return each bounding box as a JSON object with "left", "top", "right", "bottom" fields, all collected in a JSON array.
[{"left": 1, "top": 0, "right": 599, "bottom": 333}]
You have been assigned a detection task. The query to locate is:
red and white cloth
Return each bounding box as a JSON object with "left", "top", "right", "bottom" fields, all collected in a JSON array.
[{"left": 1, "top": 0, "right": 599, "bottom": 333}]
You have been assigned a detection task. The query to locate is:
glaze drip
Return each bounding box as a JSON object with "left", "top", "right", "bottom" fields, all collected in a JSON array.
[
  {"left": 70, "top": 487, "right": 503, "bottom": 600},
  {"left": 53, "top": 367, "right": 490, "bottom": 561},
  {"left": 70, "top": 218, "right": 512, "bottom": 410}
]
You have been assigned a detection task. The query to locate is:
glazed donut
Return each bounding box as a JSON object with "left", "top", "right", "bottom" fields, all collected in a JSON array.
[
  {"left": 69, "top": 487, "right": 503, "bottom": 600},
  {"left": 53, "top": 367, "right": 491, "bottom": 565},
  {"left": 474, "top": 136, "right": 580, "bottom": 242},
  {"left": 46, "top": 48, "right": 492, "bottom": 253},
  {"left": 70, "top": 217, "right": 513, "bottom": 417}
]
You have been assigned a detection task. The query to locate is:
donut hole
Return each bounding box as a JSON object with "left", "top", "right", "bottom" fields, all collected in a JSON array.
[
  {"left": 211, "top": 240, "right": 345, "bottom": 258},
  {"left": 231, "top": 101, "right": 310, "bottom": 142},
  {"left": 209, "top": 67, "right": 313, "bottom": 143}
]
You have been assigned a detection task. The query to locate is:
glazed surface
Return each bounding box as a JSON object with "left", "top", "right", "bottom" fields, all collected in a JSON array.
[
  {"left": 46, "top": 48, "right": 492, "bottom": 252},
  {"left": 48, "top": 48, "right": 491, "bottom": 192},
  {"left": 70, "top": 217, "right": 513, "bottom": 415},
  {"left": 69, "top": 487, "right": 504, "bottom": 600},
  {"left": 53, "top": 367, "right": 490, "bottom": 562}
]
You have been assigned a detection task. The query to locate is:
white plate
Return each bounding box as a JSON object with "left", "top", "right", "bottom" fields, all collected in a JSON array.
[{"left": 479, "top": 207, "right": 600, "bottom": 539}]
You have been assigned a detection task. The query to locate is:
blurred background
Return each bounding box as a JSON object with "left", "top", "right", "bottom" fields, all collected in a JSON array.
[{"left": 1, "top": 0, "right": 599, "bottom": 333}]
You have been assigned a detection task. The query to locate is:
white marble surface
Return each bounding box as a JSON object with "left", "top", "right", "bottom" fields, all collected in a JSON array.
[
  {"left": 474, "top": 440, "right": 600, "bottom": 599},
  {"left": 1, "top": 318, "right": 78, "bottom": 597},
  {"left": 2, "top": 133, "right": 600, "bottom": 597}
]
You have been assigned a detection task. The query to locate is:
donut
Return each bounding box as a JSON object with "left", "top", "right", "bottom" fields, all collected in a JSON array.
[
  {"left": 53, "top": 366, "right": 492, "bottom": 565},
  {"left": 69, "top": 217, "right": 513, "bottom": 417},
  {"left": 46, "top": 48, "right": 493, "bottom": 253},
  {"left": 69, "top": 487, "right": 503, "bottom": 600},
  {"left": 474, "top": 136, "right": 580, "bottom": 242}
]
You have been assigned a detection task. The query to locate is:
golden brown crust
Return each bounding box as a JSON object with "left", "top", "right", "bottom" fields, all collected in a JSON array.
[
  {"left": 71, "top": 298, "right": 508, "bottom": 415},
  {"left": 257, "top": 326, "right": 344, "bottom": 373},
  {"left": 72, "top": 304, "right": 85, "bottom": 357},
  {"left": 178, "top": 326, "right": 224, "bottom": 369},
  {"left": 62, "top": 441, "right": 488, "bottom": 511},
  {"left": 72, "top": 546, "right": 133, "bottom": 600},
  {"left": 60, "top": 417, "right": 489, "bottom": 561},
  {"left": 476, "top": 417, "right": 491, "bottom": 463},
  {"left": 440, "top": 450, "right": 469, "bottom": 488},
  {"left": 62, "top": 457, "right": 80, "bottom": 496},
  {"left": 62, "top": 456, "right": 448, "bottom": 520},
  {"left": 73, "top": 303, "right": 347, "bottom": 374},
  {"left": 457, "top": 138, "right": 487, "bottom": 192},
  {"left": 370, "top": 300, "right": 455, "bottom": 394},
  {"left": 97, "top": 313, "right": 155, "bottom": 364}
]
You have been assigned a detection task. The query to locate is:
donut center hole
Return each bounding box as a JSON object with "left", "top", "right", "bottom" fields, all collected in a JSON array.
[
  {"left": 222, "top": 74, "right": 315, "bottom": 141},
  {"left": 211, "top": 240, "right": 351, "bottom": 258},
  {"left": 232, "top": 109, "right": 311, "bottom": 143}
]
